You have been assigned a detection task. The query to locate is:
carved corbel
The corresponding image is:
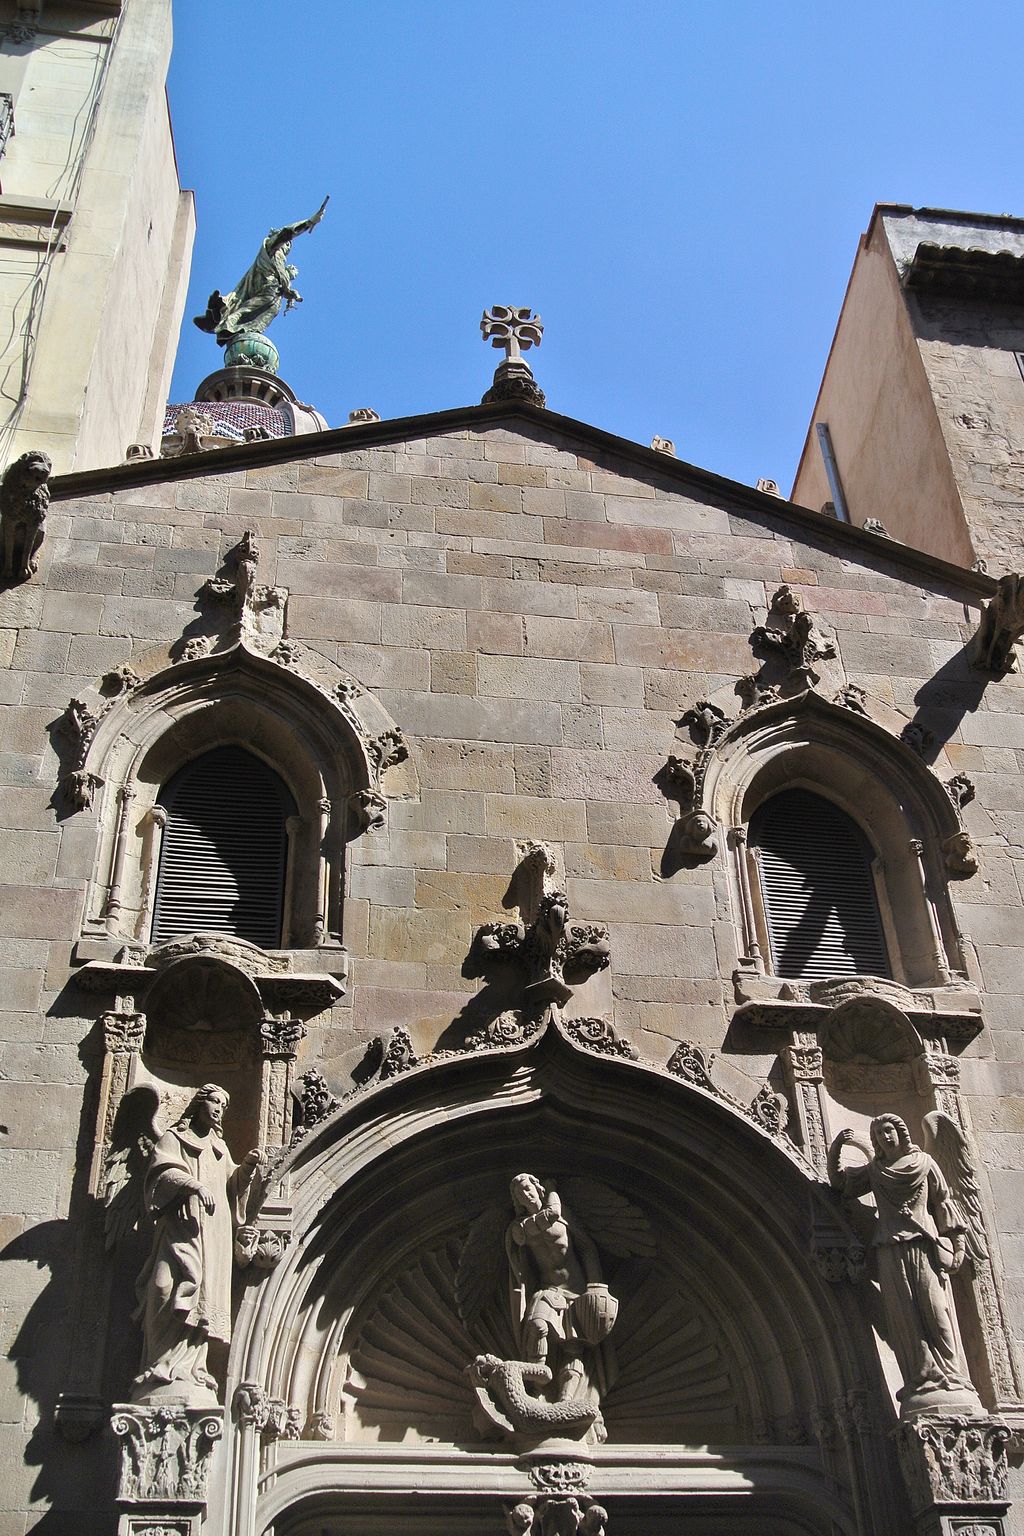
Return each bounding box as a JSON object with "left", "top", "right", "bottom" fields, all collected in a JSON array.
[
  {"left": 654, "top": 752, "right": 719, "bottom": 862},
  {"left": 58, "top": 696, "right": 108, "bottom": 812}
]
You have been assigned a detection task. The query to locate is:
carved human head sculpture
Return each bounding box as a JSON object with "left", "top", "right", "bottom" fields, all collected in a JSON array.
[
  {"left": 180, "top": 1083, "right": 229, "bottom": 1136},
  {"left": 510, "top": 1172, "right": 545, "bottom": 1214},
  {"left": 870, "top": 1112, "right": 912, "bottom": 1163}
]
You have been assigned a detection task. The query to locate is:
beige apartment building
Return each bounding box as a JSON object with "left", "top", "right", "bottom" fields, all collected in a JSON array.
[{"left": 0, "top": 0, "right": 192, "bottom": 473}]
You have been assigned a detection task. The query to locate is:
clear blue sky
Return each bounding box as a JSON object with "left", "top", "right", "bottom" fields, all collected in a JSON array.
[{"left": 167, "top": 1, "right": 1024, "bottom": 492}]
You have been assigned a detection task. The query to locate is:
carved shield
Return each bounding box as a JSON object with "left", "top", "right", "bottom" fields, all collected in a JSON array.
[{"left": 571, "top": 1283, "right": 618, "bottom": 1346}]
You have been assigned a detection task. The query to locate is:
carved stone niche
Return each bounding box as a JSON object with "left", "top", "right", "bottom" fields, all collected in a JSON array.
[{"left": 81, "top": 936, "right": 332, "bottom": 1198}]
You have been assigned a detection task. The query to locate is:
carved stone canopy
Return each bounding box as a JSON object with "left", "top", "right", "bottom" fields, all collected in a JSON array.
[
  {"left": 733, "top": 974, "right": 983, "bottom": 1046},
  {"left": 75, "top": 933, "right": 346, "bottom": 1021}
]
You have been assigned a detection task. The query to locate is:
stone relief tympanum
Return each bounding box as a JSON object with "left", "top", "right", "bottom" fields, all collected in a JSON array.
[{"left": 462, "top": 1174, "right": 654, "bottom": 1445}]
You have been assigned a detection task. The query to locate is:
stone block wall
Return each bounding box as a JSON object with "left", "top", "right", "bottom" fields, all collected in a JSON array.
[{"left": 1, "top": 412, "right": 1023, "bottom": 1529}]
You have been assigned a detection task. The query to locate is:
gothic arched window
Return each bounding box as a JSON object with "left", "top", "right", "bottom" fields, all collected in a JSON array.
[
  {"left": 749, "top": 787, "right": 891, "bottom": 981},
  {"left": 151, "top": 746, "right": 296, "bottom": 948}
]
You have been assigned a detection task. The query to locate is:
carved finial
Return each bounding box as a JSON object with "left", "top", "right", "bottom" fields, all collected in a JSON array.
[
  {"left": 756, "top": 477, "right": 782, "bottom": 497},
  {"left": 347, "top": 407, "right": 381, "bottom": 425},
  {"left": 651, "top": 436, "right": 676, "bottom": 455},
  {"left": 463, "top": 847, "right": 609, "bottom": 1009},
  {"left": 481, "top": 306, "right": 546, "bottom": 407}
]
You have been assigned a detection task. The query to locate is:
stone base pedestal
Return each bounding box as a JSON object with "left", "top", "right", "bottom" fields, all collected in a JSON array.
[
  {"left": 110, "top": 1404, "right": 224, "bottom": 1515},
  {"left": 482, "top": 360, "right": 546, "bottom": 408},
  {"left": 895, "top": 1415, "right": 1010, "bottom": 1536},
  {"left": 117, "top": 1517, "right": 201, "bottom": 1536}
]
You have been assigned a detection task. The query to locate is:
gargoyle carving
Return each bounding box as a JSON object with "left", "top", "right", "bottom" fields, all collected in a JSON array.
[
  {"left": 973, "top": 572, "right": 1024, "bottom": 675},
  {"left": 0, "top": 448, "right": 51, "bottom": 583}
]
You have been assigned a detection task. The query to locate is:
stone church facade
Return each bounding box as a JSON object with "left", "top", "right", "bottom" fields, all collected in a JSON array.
[
  {"left": 1, "top": 379, "right": 1022, "bottom": 1534},
  {"left": 1, "top": 10, "right": 1024, "bottom": 1536}
]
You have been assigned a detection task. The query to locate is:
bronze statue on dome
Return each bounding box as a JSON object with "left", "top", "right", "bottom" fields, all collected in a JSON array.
[{"left": 194, "top": 198, "right": 328, "bottom": 370}]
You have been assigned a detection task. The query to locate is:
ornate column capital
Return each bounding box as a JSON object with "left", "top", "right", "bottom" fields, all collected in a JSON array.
[
  {"left": 110, "top": 1405, "right": 223, "bottom": 1506},
  {"left": 102, "top": 1010, "right": 146, "bottom": 1054},
  {"left": 895, "top": 1415, "right": 1010, "bottom": 1524}
]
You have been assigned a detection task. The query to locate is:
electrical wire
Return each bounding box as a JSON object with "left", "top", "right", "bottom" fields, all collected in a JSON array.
[{"left": 0, "top": 4, "right": 125, "bottom": 465}]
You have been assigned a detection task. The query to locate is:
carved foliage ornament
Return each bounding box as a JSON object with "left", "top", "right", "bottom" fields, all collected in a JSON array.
[
  {"left": 895, "top": 1415, "right": 1010, "bottom": 1512},
  {"left": 666, "top": 1042, "right": 789, "bottom": 1143},
  {"left": 751, "top": 585, "right": 837, "bottom": 679}
]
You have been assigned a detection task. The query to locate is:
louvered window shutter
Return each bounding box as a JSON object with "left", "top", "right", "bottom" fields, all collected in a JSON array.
[
  {"left": 750, "top": 788, "right": 891, "bottom": 981},
  {"left": 151, "top": 746, "right": 295, "bottom": 948}
]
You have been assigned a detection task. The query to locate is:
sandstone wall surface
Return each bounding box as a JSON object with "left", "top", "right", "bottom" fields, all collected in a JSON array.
[{"left": 0, "top": 415, "right": 1022, "bottom": 1530}]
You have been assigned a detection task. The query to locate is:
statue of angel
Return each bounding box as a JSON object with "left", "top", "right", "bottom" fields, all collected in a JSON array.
[
  {"left": 194, "top": 198, "right": 329, "bottom": 347},
  {"left": 458, "top": 1174, "right": 654, "bottom": 1442},
  {"left": 828, "top": 1112, "right": 984, "bottom": 1418},
  {"left": 105, "top": 1083, "right": 263, "bottom": 1407}
]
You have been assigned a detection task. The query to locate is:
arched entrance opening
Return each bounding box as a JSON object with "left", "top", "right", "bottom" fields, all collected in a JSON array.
[{"left": 220, "top": 1027, "right": 902, "bottom": 1536}]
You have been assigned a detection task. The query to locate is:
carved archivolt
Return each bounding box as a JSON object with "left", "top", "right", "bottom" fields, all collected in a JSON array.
[{"left": 219, "top": 1033, "right": 892, "bottom": 1536}]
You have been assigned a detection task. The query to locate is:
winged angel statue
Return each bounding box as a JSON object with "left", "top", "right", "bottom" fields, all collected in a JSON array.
[
  {"left": 104, "top": 1084, "right": 263, "bottom": 1408},
  {"left": 828, "top": 1110, "right": 986, "bottom": 1418},
  {"left": 193, "top": 198, "right": 329, "bottom": 347},
  {"left": 458, "top": 1173, "right": 655, "bottom": 1443}
]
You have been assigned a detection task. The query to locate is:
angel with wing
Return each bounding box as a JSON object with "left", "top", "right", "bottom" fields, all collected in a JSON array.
[
  {"left": 828, "top": 1112, "right": 984, "bottom": 1418},
  {"left": 459, "top": 1173, "right": 654, "bottom": 1442},
  {"left": 193, "top": 198, "right": 329, "bottom": 347},
  {"left": 105, "top": 1084, "right": 263, "bottom": 1408}
]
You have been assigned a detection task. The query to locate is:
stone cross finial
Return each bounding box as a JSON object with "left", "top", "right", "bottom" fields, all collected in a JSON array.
[
  {"left": 480, "top": 305, "right": 543, "bottom": 363},
  {"left": 480, "top": 306, "right": 546, "bottom": 408}
]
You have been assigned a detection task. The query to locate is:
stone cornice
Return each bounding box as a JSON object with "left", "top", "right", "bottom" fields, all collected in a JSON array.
[{"left": 49, "top": 400, "right": 995, "bottom": 600}]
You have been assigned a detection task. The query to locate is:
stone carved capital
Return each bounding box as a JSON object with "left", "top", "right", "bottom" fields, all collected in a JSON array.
[
  {"left": 258, "top": 1015, "right": 305, "bottom": 1058},
  {"left": 110, "top": 1405, "right": 223, "bottom": 1506},
  {"left": 895, "top": 1416, "right": 1010, "bottom": 1513},
  {"left": 102, "top": 1010, "right": 146, "bottom": 1054}
]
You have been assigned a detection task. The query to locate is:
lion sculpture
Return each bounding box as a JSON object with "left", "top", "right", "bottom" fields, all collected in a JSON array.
[{"left": 0, "top": 450, "right": 51, "bottom": 583}]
